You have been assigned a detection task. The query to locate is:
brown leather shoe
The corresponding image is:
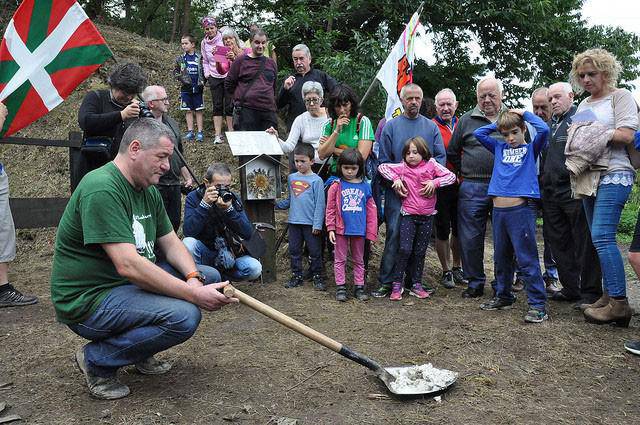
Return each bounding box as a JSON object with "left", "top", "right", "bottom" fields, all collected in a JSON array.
[
  {"left": 579, "top": 292, "right": 609, "bottom": 311},
  {"left": 583, "top": 297, "right": 632, "bottom": 327}
]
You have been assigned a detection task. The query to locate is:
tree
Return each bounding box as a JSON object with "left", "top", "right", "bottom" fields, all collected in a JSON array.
[{"left": 208, "top": 0, "right": 639, "bottom": 117}]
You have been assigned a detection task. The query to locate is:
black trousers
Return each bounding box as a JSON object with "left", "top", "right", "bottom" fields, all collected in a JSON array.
[
  {"left": 234, "top": 107, "right": 277, "bottom": 131},
  {"left": 158, "top": 185, "right": 182, "bottom": 232},
  {"left": 543, "top": 197, "right": 602, "bottom": 300}
]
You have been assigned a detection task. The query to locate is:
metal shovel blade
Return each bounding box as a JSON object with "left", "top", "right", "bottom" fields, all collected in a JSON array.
[{"left": 381, "top": 364, "right": 458, "bottom": 395}]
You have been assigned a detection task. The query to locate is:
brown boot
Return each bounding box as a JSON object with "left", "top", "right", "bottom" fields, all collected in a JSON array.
[
  {"left": 579, "top": 292, "right": 609, "bottom": 311},
  {"left": 583, "top": 297, "right": 632, "bottom": 327}
]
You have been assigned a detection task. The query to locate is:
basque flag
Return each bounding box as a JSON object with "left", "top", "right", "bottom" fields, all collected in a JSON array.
[{"left": 0, "top": 0, "right": 112, "bottom": 137}]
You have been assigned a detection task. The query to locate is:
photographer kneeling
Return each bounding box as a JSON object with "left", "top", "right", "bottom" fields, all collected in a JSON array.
[{"left": 183, "top": 163, "right": 262, "bottom": 281}]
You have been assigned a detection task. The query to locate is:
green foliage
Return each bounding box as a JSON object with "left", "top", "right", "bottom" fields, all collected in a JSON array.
[
  {"left": 208, "top": 0, "right": 640, "bottom": 119},
  {"left": 619, "top": 184, "right": 640, "bottom": 244},
  {"left": 72, "top": 0, "right": 640, "bottom": 121}
]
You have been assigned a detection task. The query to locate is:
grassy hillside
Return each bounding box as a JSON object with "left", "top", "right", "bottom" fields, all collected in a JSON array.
[{"left": 0, "top": 24, "right": 233, "bottom": 198}]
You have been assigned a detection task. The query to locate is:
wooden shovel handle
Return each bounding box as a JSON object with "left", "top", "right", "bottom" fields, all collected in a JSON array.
[{"left": 224, "top": 285, "right": 343, "bottom": 353}]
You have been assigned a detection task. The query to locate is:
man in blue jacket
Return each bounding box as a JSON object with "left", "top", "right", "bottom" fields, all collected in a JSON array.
[
  {"left": 372, "top": 83, "right": 446, "bottom": 298},
  {"left": 183, "top": 163, "right": 262, "bottom": 281}
]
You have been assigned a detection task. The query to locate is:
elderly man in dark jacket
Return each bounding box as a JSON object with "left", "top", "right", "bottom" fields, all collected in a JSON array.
[
  {"left": 277, "top": 43, "right": 337, "bottom": 132},
  {"left": 183, "top": 163, "right": 262, "bottom": 281},
  {"left": 541, "top": 82, "right": 602, "bottom": 308}
]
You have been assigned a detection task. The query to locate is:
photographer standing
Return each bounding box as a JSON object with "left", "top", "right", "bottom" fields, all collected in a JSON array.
[
  {"left": 183, "top": 163, "right": 262, "bottom": 281},
  {"left": 72, "top": 63, "right": 147, "bottom": 190},
  {"left": 142, "top": 85, "right": 193, "bottom": 231}
]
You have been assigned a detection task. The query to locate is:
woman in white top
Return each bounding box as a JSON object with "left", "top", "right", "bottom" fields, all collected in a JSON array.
[
  {"left": 267, "top": 81, "right": 329, "bottom": 168},
  {"left": 570, "top": 48, "right": 639, "bottom": 327}
]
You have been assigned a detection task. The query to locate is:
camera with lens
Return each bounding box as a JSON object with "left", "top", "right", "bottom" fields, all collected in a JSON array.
[
  {"left": 216, "top": 184, "right": 236, "bottom": 203},
  {"left": 138, "top": 101, "right": 155, "bottom": 118}
]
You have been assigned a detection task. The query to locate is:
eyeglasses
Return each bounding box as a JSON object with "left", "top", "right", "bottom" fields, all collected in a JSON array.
[
  {"left": 304, "top": 97, "right": 322, "bottom": 105},
  {"left": 150, "top": 97, "right": 170, "bottom": 103}
]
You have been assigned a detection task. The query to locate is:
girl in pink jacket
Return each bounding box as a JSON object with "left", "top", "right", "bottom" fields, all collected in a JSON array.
[
  {"left": 378, "top": 136, "right": 456, "bottom": 301},
  {"left": 326, "top": 149, "right": 377, "bottom": 302}
]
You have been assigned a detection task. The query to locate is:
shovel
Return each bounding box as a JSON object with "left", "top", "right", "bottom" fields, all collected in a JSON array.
[{"left": 223, "top": 285, "right": 457, "bottom": 395}]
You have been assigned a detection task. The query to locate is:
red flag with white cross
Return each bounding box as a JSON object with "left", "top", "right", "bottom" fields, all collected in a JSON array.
[{"left": 0, "top": 0, "right": 112, "bottom": 137}]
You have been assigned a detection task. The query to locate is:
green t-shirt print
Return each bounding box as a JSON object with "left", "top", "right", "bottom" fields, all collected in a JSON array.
[
  {"left": 50, "top": 162, "right": 173, "bottom": 324},
  {"left": 321, "top": 115, "right": 374, "bottom": 173}
]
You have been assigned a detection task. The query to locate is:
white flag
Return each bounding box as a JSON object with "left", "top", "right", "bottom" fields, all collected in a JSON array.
[{"left": 375, "top": 11, "right": 422, "bottom": 120}]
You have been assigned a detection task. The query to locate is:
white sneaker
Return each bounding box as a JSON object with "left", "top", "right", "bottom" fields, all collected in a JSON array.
[{"left": 213, "top": 135, "right": 223, "bottom": 144}]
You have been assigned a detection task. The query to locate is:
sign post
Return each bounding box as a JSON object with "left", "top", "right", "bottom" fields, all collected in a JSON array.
[{"left": 227, "top": 132, "right": 284, "bottom": 283}]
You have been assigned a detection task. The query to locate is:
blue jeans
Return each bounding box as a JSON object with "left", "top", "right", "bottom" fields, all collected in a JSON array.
[
  {"left": 457, "top": 180, "right": 492, "bottom": 289},
  {"left": 583, "top": 182, "right": 632, "bottom": 297},
  {"left": 67, "top": 261, "right": 217, "bottom": 377},
  {"left": 542, "top": 241, "right": 558, "bottom": 280},
  {"left": 183, "top": 237, "right": 262, "bottom": 281},
  {"left": 493, "top": 203, "right": 547, "bottom": 310},
  {"left": 378, "top": 187, "right": 414, "bottom": 286}
]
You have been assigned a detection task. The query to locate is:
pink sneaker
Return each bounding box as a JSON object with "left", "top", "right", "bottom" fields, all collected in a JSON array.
[
  {"left": 409, "top": 283, "right": 430, "bottom": 299},
  {"left": 390, "top": 282, "right": 403, "bottom": 301}
]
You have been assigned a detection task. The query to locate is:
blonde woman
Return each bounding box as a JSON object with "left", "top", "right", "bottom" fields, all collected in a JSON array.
[{"left": 569, "top": 48, "right": 639, "bottom": 327}]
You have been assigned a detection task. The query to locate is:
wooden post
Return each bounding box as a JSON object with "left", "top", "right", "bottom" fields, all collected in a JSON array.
[{"left": 238, "top": 155, "right": 278, "bottom": 283}]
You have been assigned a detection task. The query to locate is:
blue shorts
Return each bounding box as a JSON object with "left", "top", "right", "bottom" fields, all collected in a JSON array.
[{"left": 180, "top": 91, "right": 204, "bottom": 111}]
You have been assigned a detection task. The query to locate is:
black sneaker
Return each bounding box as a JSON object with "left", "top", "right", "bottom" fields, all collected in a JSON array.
[
  {"left": 354, "top": 286, "right": 369, "bottom": 301},
  {"left": 302, "top": 268, "right": 313, "bottom": 281},
  {"left": 312, "top": 274, "right": 327, "bottom": 291},
  {"left": 336, "top": 286, "right": 348, "bottom": 302},
  {"left": 371, "top": 284, "right": 392, "bottom": 298},
  {"left": 480, "top": 296, "right": 515, "bottom": 311},
  {"left": 0, "top": 284, "right": 38, "bottom": 308},
  {"left": 624, "top": 340, "right": 640, "bottom": 356},
  {"left": 462, "top": 286, "right": 484, "bottom": 298},
  {"left": 452, "top": 267, "right": 467, "bottom": 285},
  {"left": 551, "top": 290, "right": 580, "bottom": 302},
  {"left": 284, "top": 275, "right": 303, "bottom": 288},
  {"left": 441, "top": 270, "right": 455, "bottom": 289}
]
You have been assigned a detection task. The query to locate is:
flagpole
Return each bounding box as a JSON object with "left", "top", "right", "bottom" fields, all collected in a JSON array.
[{"left": 359, "top": 2, "right": 425, "bottom": 108}]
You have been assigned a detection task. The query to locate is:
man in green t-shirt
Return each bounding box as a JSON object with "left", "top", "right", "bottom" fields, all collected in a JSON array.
[{"left": 50, "top": 118, "right": 237, "bottom": 400}]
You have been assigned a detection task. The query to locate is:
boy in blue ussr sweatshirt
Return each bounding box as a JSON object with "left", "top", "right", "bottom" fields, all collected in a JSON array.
[
  {"left": 276, "top": 143, "right": 326, "bottom": 290},
  {"left": 473, "top": 110, "right": 550, "bottom": 323}
]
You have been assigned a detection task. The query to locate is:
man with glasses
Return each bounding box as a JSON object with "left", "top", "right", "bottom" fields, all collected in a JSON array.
[
  {"left": 73, "top": 63, "right": 147, "bottom": 190},
  {"left": 277, "top": 44, "right": 337, "bottom": 132},
  {"left": 142, "top": 85, "right": 193, "bottom": 231}
]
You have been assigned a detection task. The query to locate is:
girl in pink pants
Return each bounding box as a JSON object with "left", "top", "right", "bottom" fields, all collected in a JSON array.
[{"left": 326, "top": 149, "right": 377, "bottom": 302}]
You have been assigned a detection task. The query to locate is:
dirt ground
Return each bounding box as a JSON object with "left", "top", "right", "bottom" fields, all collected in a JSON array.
[
  {"left": 2, "top": 24, "right": 640, "bottom": 425},
  {"left": 2, "top": 212, "right": 640, "bottom": 424}
]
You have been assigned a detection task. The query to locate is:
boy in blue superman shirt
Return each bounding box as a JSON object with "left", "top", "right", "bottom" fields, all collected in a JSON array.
[{"left": 473, "top": 110, "right": 549, "bottom": 323}]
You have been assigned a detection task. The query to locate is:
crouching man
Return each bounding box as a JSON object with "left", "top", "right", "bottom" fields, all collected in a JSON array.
[
  {"left": 50, "top": 119, "right": 236, "bottom": 400},
  {"left": 183, "top": 163, "right": 262, "bottom": 281}
]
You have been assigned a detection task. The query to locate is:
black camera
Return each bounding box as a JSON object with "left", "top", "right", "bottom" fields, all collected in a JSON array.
[
  {"left": 216, "top": 185, "right": 235, "bottom": 203},
  {"left": 138, "top": 101, "right": 154, "bottom": 118}
]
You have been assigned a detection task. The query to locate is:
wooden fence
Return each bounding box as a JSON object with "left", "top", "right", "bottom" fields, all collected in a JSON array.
[{"left": 2, "top": 132, "right": 81, "bottom": 229}]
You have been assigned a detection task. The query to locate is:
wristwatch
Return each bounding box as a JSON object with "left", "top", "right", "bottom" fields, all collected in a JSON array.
[{"left": 185, "top": 270, "right": 206, "bottom": 283}]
